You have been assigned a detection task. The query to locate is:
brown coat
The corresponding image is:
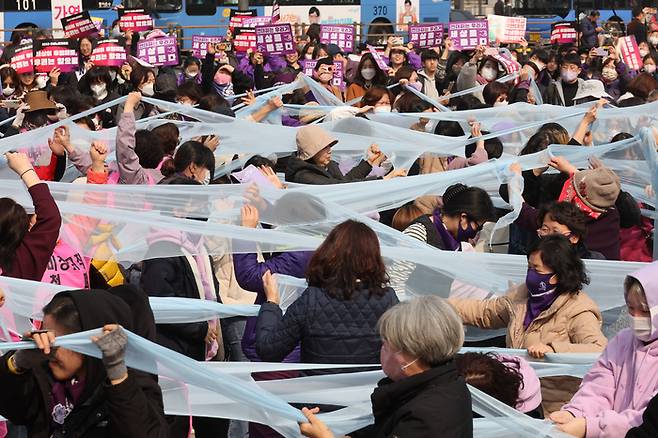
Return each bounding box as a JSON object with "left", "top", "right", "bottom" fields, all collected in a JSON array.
[{"left": 449, "top": 285, "right": 607, "bottom": 413}]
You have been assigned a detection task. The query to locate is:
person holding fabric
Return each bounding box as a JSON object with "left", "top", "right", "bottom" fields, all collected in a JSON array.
[
  {"left": 0, "top": 152, "right": 61, "bottom": 281},
  {"left": 551, "top": 262, "right": 658, "bottom": 438},
  {"left": 449, "top": 235, "right": 607, "bottom": 414},
  {"left": 345, "top": 53, "right": 389, "bottom": 102},
  {"left": 297, "top": 296, "right": 472, "bottom": 438},
  {"left": 543, "top": 53, "right": 592, "bottom": 106},
  {"left": 417, "top": 49, "right": 444, "bottom": 102},
  {"left": 160, "top": 140, "right": 215, "bottom": 184},
  {"left": 285, "top": 125, "right": 406, "bottom": 185},
  {"left": 455, "top": 47, "right": 505, "bottom": 104},
  {"left": 305, "top": 57, "right": 343, "bottom": 102},
  {"left": 0, "top": 289, "right": 168, "bottom": 438}
]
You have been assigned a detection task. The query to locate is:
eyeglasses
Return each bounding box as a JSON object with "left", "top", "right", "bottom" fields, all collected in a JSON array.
[
  {"left": 537, "top": 226, "right": 573, "bottom": 238},
  {"left": 562, "top": 65, "right": 581, "bottom": 72}
]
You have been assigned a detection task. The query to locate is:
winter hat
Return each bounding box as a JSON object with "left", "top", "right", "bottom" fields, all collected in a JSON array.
[
  {"left": 559, "top": 166, "right": 620, "bottom": 218},
  {"left": 295, "top": 125, "right": 338, "bottom": 161},
  {"left": 24, "top": 90, "right": 57, "bottom": 113}
]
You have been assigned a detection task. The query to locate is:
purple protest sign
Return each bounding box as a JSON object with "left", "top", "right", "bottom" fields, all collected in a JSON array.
[
  {"left": 137, "top": 36, "right": 179, "bottom": 67},
  {"left": 302, "top": 60, "right": 344, "bottom": 90},
  {"left": 191, "top": 35, "right": 224, "bottom": 58},
  {"left": 448, "top": 20, "right": 489, "bottom": 51},
  {"left": 243, "top": 16, "right": 272, "bottom": 28},
  {"left": 255, "top": 23, "right": 295, "bottom": 55},
  {"left": 320, "top": 25, "right": 355, "bottom": 53},
  {"left": 408, "top": 23, "right": 444, "bottom": 48},
  {"left": 366, "top": 45, "right": 390, "bottom": 71}
]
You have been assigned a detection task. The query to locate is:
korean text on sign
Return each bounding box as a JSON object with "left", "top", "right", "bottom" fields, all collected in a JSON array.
[
  {"left": 233, "top": 28, "right": 257, "bottom": 52},
  {"left": 448, "top": 20, "right": 489, "bottom": 51},
  {"left": 319, "top": 25, "right": 355, "bottom": 53},
  {"left": 302, "top": 60, "right": 345, "bottom": 90},
  {"left": 242, "top": 16, "right": 272, "bottom": 28},
  {"left": 255, "top": 24, "right": 295, "bottom": 56},
  {"left": 551, "top": 23, "right": 577, "bottom": 44},
  {"left": 618, "top": 35, "right": 643, "bottom": 71},
  {"left": 61, "top": 11, "right": 98, "bottom": 39},
  {"left": 408, "top": 23, "right": 444, "bottom": 48},
  {"left": 10, "top": 43, "right": 33, "bottom": 74},
  {"left": 33, "top": 40, "right": 78, "bottom": 73},
  {"left": 366, "top": 45, "right": 390, "bottom": 71},
  {"left": 191, "top": 35, "right": 225, "bottom": 58},
  {"left": 487, "top": 15, "right": 526, "bottom": 44},
  {"left": 119, "top": 9, "right": 154, "bottom": 32},
  {"left": 229, "top": 9, "right": 257, "bottom": 34},
  {"left": 91, "top": 39, "right": 127, "bottom": 67},
  {"left": 137, "top": 37, "right": 179, "bottom": 67}
]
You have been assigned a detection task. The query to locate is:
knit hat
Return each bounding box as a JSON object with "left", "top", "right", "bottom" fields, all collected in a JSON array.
[
  {"left": 296, "top": 125, "right": 338, "bottom": 161},
  {"left": 559, "top": 167, "right": 620, "bottom": 218}
]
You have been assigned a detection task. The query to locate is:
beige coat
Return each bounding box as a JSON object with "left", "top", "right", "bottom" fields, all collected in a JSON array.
[{"left": 449, "top": 285, "right": 608, "bottom": 413}]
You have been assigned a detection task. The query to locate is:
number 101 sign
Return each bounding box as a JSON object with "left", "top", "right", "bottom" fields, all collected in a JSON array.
[{"left": 51, "top": 0, "right": 83, "bottom": 38}]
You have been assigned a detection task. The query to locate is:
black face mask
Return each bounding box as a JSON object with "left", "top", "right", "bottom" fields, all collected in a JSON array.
[{"left": 186, "top": 216, "right": 209, "bottom": 222}]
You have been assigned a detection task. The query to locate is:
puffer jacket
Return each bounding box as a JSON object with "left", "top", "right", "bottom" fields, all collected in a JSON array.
[
  {"left": 285, "top": 155, "right": 375, "bottom": 185},
  {"left": 449, "top": 284, "right": 607, "bottom": 413},
  {"left": 256, "top": 286, "right": 399, "bottom": 364}
]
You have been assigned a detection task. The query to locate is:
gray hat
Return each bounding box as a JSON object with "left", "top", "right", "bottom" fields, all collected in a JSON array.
[{"left": 295, "top": 125, "right": 338, "bottom": 161}]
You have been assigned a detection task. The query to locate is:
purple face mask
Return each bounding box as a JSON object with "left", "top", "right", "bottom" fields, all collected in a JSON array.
[
  {"left": 525, "top": 268, "right": 555, "bottom": 296},
  {"left": 456, "top": 220, "right": 479, "bottom": 242}
]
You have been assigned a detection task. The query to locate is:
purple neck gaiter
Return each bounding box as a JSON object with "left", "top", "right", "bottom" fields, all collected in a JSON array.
[
  {"left": 431, "top": 209, "right": 461, "bottom": 251},
  {"left": 523, "top": 269, "right": 558, "bottom": 329}
]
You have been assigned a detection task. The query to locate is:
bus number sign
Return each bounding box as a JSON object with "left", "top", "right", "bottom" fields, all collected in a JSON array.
[{"left": 5, "top": 0, "right": 51, "bottom": 11}]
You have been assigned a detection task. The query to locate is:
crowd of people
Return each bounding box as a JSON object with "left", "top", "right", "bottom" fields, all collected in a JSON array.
[{"left": 0, "top": 11, "right": 655, "bottom": 438}]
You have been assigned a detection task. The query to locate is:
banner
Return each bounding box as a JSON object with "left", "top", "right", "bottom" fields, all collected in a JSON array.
[
  {"left": 136, "top": 37, "right": 179, "bottom": 67},
  {"left": 302, "top": 60, "right": 344, "bottom": 90},
  {"left": 191, "top": 35, "right": 225, "bottom": 59},
  {"left": 233, "top": 28, "right": 257, "bottom": 52},
  {"left": 366, "top": 44, "right": 390, "bottom": 71},
  {"left": 487, "top": 15, "right": 526, "bottom": 44},
  {"left": 229, "top": 9, "right": 257, "bottom": 35},
  {"left": 255, "top": 24, "right": 295, "bottom": 56},
  {"left": 319, "top": 25, "right": 355, "bottom": 53},
  {"left": 90, "top": 39, "right": 127, "bottom": 67},
  {"left": 118, "top": 8, "right": 154, "bottom": 32},
  {"left": 551, "top": 22, "right": 578, "bottom": 44},
  {"left": 408, "top": 23, "right": 444, "bottom": 48},
  {"left": 51, "top": 0, "right": 82, "bottom": 38},
  {"left": 448, "top": 20, "right": 489, "bottom": 51},
  {"left": 10, "top": 42, "right": 33, "bottom": 75},
  {"left": 618, "top": 35, "right": 643, "bottom": 71},
  {"left": 61, "top": 11, "right": 98, "bottom": 39},
  {"left": 33, "top": 39, "right": 78, "bottom": 73}
]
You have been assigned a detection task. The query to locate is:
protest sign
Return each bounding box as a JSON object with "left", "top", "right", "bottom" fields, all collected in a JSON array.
[
  {"left": 91, "top": 39, "right": 127, "bottom": 67},
  {"left": 243, "top": 16, "right": 272, "bottom": 28},
  {"left": 271, "top": 0, "right": 280, "bottom": 23},
  {"left": 191, "top": 35, "right": 226, "bottom": 58},
  {"left": 61, "top": 11, "right": 98, "bottom": 39},
  {"left": 618, "top": 35, "right": 643, "bottom": 71},
  {"left": 302, "top": 60, "right": 344, "bottom": 90},
  {"left": 137, "top": 37, "right": 179, "bottom": 67},
  {"left": 51, "top": 0, "right": 82, "bottom": 38},
  {"left": 255, "top": 24, "right": 295, "bottom": 55},
  {"left": 10, "top": 42, "right": 33, "bottom": 74},
  {"left": 118, "top": 8, "right": 154, "bottom": 32},
  {"left": 229, "top": 9, "right": 257, "bottom": 34},
  {"left": 320, "top": 25, "right": 355, "bottom": 53},
  {"left": 408, "top": 23, "right": 444, "bottom": 48},
  {"left": 366, "top": 45, "right": 390, "bottom": 71},
  {"left": 487, "top": 15, "right": 526, "bottom": 44},
  {"left": 448, "top": 20, "right": 489, "bottom": 51},
  {"left": 233, "top": 28, "right": 257, "bottom": 52},
  {"left": 551, "top": 22, "right": 577, "bottom": 44},
  {"left": 33, "top": 39, "right": 78, "bottom": 73}
]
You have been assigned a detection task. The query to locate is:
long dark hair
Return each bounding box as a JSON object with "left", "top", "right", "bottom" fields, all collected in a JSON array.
[
  {"left": 306, "top": 220, "right": 389, "bottom": 299},
  {"left": 0, "top": 198, "right": 29, "bottom": 271},
  {"left": 441, "top": 184, "right": 495, "bottom": 223},
  {"left": 528, "top": 235, "right": 589, "bottom": 294},
  {"left": 455, "top": 352, "right": 524, "bottom": 408},
  {"left": 353, "top": 53, "right": 388, "bottom": 88},
  {"left": 161, "top": 141, "right": 215, "bottom": 179}
]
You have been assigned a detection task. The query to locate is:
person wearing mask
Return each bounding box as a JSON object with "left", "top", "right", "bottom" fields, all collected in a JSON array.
[
  {"left": 581, "top": 10, "right": 603, "bottom": 49},
  {"left": 177, "top": 56, "right": 202, "bottom": 85},
  {"left": 285, "top": 125, "right": 405, "bottom": 184},
  {"left": 0, "top": 290, "right": 168, "bottom": 438},
  {"left": 298, "top": 296, "right": 473, "bottom": 438},
  {"left": 648, "top": 28, "right": 658, "bottom": 51},
  {"left": 597, "top": 53, "right": 631, "bottom": 101},
  {"left": 114, "top": 66, "right": 157, "bottom": 121},
  {"left": 543, "top": 53, "right": 590, "bottom": 106},
  {"left": 482, "top": 81, "right": 511, "bottom": 107},
  {"left": 346, "top": 53, "right": 389, "bottom": 102},
  {"left": 160, "top": 140, "right": 216, "bottom": 185},
  {"left": 627, "top": 7, "right": 648, "bottom": 45},
  {"left": 642, "top": 53, "right": 658, "bottom": 79},
  {"left": 417, "top": 49, "right": 442, "bottom": 101},
  {"left": 80, "top": 66, "right": 120, "bottom": 129},
  {"left": 456, "top": 47, "right": 504, "bottom": 103},
  {"left": 449, "top": 235, "right": 607, "bottom": 413},
  {"left": 306, "top": 57, "right": 343, "bottom": 102},
  {"left": 0, "top": 66, "right": 22, "bottom": 103},
  {"left": 551, "top": 263, "right": 658, "bottom": 437}
]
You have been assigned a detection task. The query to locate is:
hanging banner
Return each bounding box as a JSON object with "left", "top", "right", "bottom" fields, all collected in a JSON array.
[
  {"left": 255, "top": 23, "right": 295, "bottom": 56},
  {"left": 10, "top": 42, "right": 34, "bottom": 75},
  {"left": 118, "top": 8, "right": 154, "bottom": 32},
  {"left": 319, "top": 25, "right": 355, "bottom": 53},
  {"left": 233, "top": 28, "right": 257, "bottom": 52},
  {"left": 136, "top": 37, "right": 179, "bottom": 67},
  {"left": 90, "top": 39, "right": 127, "bottom": 67},
  {"left": 33, "top": 39, "right": 79, "bottom": 73},
  {"left": 408, "top": 23, "right": 444, "bottom": 48},
  {"left": 551, "top": 22, "right": 578, "bottom": 44},
  {"left": 229, "top": 9, "right": 257, "bottom": 35},
  {"left": 61, "top": 11, "right": 98, "bottom": 39},
  {"left": 51, "top": 0, "right": 82, "bottom": 38},
  {"left": 487, "top": 15, "right": 526, "bottom": 44},
  {"left": 448, "top": 20, "right": 489, "bottom": 51},
  {"left": 618, "top": 35, "right": 643, "bottom": 71}
]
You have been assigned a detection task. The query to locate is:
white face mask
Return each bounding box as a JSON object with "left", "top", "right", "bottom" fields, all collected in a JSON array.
[
  {"left": 2, "top": 86, "right": 15, "bottom": 96},
  {"left": 561, "top": 69, "right": 579, "bottom": 83},
  {"left": 186, "top": 70, "right": 199, "bottom": 78},
  {"left": 111, "top": 27, "right": 122, "bottom": 38},
  {"left": 361, "top": 68, "right": 376, "bottom": 80},
  {"left": 35, "top": 75, "right": 47, "bottom": 89},
  {"left": 373, "top": 105, "right": 391, "bottom": 113},
  {"left": 640, "top": 49, "right": 650, "bottom": 58},
  {"left": 481, "top": 66, "right": 497, "bottom": 81},
  {"left": 304, "top": 53, "right": 313, "bottom": 60},
  {"left": 493, "top": 100, "right": 508, "bottom": 107},
  {"left": 91, "top": 83, "right": 107, "bottom": 97},
  {"left": 201, "top": 169, "right": 211, "bottom": 185},
  {"left": 632, "top": 315, "right": 653, "bottom": 341},
  {"left": 117, "top": 75, "right": 126, "bottom": 85},
  {"left": 141, "top": 82, "right": 155, "bottom": 97},
  {"left": 650, "top": 36, "right": 658, "bottom": 45},
  {"left": 646, "top": 64, "right": 657, "bottom": 74}
]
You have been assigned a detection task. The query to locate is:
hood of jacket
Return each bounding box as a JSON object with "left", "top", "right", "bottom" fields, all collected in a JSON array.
[{"left": 628, "top": 262, "right": 658, "bottom": 341}]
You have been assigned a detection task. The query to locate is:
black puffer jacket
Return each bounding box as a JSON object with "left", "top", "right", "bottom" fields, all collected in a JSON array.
[
  {"left": 0, "top": 289, "right": 168, "bottom": 438},
  {"left": 285, "top": 155, "right": 375, "bottom": 185},
  {"left": 256, "top": 286, "right": 399, "bottom": 364}
]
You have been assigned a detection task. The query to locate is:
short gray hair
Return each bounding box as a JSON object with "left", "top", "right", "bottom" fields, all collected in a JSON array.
[{"left": 378, "top": 296, "right": 464, "bottom": 366}]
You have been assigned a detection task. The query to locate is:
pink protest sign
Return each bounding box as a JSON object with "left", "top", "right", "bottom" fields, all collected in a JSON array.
[
  {"left": 487, "top": 15, "right": 526, "bottom": 44},
  {"left": 255, "top": 23, "right": 295, "bottom": 55},
  {"left": 618, "top": 35, "right": 643, "bottom": 71},
  {"left": 118, "top": 8, "right": 154, "bottom": 32},
  {"left": 302, "top": 60, "right": 344, "bottom": 90},
  {"left": 243, "top": 16, "right": 272, "bottom": 28},
  {"left": 137, "top": 36, "right": 179, "bottom": 67},
  {"left": 408, "top": 23, "right": 444, "bottom": 48},
  {"left": 33, "top": 39, "right": 78, "bottom": 73},
  {"left": 448, "top": 20, "right": 489, "bottom": 51},
  {"left": 61, "top": 11, "right": 98, "bottom": 39},
  {"left": 491, "top": 53, "right": 519, "bottom": 75},
  {"left": 366, "top": 45, "right": 390, "bottom": 71},
  {"left": 191, "top": 35, "right": 224, "bottom": 58},
  {"left": 229, "top": 9, "right": 257, "bottom": 34},
  {"left": 320, "top": 25, "right": 355, "bottom": 53},
  {"left": 91, "top": 39, "right": 127, "bottom": 67},
  {"left": 551, "top": 23, "right": 577, "bottom": 44},
  {"left": 233, "top": 28, "right": 257, "bottom": 52},
  {"left": 10, "top": 42, "right": 33, "bottom": 74}
]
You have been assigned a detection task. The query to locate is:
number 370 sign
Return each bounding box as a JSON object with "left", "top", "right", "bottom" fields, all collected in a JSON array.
[{"left": 52, "top": 0, "right": 83, "bottom": 37}]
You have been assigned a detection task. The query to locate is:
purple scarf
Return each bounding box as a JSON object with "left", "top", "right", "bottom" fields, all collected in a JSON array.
[
  {"left": 523, "top": 270, "right": 558, "bottom": 329},
  {"left": 50, "top": 374, "right": 86, "bottom": 426},
  {"left": 431, "top": 209, "right": 460, "bottom": 251}
]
